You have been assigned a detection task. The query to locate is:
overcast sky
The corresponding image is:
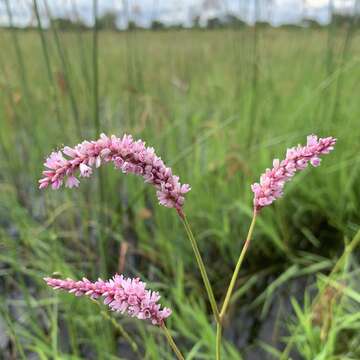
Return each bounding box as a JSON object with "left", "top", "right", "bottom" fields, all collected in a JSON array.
[{"left": 0, "top": 0, "right": 358, "bottom": 28}]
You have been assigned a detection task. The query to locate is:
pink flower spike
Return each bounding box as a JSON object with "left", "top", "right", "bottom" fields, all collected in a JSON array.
[
  {"left": 44, "top": 274, "right": 172, "bottom": 326},
  {"left": 39, "top": 134, "right": 191, "bottom": 215},
  {"left": 251, "top": 134, "right": 336, "bottom": 212}
]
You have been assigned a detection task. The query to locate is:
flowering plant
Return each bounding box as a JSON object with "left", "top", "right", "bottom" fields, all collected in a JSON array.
[{"left": 40, "top": 133, "right": 336, "bottom": 359}]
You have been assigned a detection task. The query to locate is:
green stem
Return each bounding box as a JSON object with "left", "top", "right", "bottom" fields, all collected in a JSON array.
[
  {"left": 93, "top": 0, "right": 100, "bottom": 134},
  {"left": 92, "top": 0, "right": 107, "bottom": 276},
  {"left": 216, "top": 322, "right": 222, "bottom": 360},
  {"left": 162, "top": 324, "right": 185, "bottom": 360},
  {"left": 182, "top": 215, "right": 220, "bottom": 323},
  {"left": 220, "top": 212, "right": 257, "bottom": 319}
]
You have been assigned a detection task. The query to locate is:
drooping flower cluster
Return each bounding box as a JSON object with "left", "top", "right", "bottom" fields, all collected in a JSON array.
[
  {"left": 44, "top": 274, "right": 172, "bottom": 325},
  {"left": 39, "top": 134, "right": 190, "bottom": 215},
  {"left": 251, "top": 134, "right": 336, "bottom": 212}
]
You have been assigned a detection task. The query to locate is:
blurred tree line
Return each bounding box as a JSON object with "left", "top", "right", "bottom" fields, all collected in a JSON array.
[
  {"left": 1, "top": 8, "right": 359, "bottom": 32},
  {"left": 44, "top": 12, "right": 360, "bottom": 31}
]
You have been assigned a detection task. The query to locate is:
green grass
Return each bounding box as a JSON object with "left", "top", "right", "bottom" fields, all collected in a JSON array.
[{"left": 0, "top": 26, "right": 360, "bottom": 359}]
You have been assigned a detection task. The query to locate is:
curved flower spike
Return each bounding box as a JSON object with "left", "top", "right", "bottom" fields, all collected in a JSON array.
[
  {"left": 251, "top": 134, "right": 336, "bottom": 212},
  {"left": 39, "top": 134, "right": 191, "bottom": 216},
  {"left": 44, "top": 274, "right": 172, "bottom": 326}
]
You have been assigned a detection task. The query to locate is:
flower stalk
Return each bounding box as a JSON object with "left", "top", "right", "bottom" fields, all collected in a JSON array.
[
  {"left": 220, "top": 212, "right": 257, "bottom": 319},
  {"left": 215, "top": 212, "right": 257, "bottom": 359},
  {"left": 216, "top": 323, "right": 222, "bottom": 360},
  {"left": 182, "top": 214, "right": 221, "bottom": 323},
  {"left": 161, "top": 324, "right": 185, "bottom": 360}
]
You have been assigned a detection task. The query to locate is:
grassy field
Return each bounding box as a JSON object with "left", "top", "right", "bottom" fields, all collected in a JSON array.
[{"left": 0, "top": 26, "right": 360, "bottom": 359}]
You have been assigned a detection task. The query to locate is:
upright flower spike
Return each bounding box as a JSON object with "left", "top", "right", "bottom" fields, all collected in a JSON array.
[
  {"left": 39, "top": 134, "right": 191, "bottom": 216},
  {"left": 251, "top": 134, "right": 336, "bottom": 212},
  {"left": 44, "top": 274, "right": 172, "bottom": 326}
]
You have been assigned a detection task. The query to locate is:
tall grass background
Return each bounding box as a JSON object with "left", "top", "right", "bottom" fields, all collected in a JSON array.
[{"left": 0, "top": 1, "right": 360, "bottom": 359}]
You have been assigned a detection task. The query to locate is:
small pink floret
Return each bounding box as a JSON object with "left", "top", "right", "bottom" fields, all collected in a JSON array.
[
  {"left": 65, "top": 176, "right": 80, "bottom": 188},
  {"left": 44, "top": 274, "right": 172, "bottom": 326},
  {"left": 79, "top": 163, "right": 92, "bottom": 177},
  {"left": 251, "top": 134, "right": 336, "bottom": 212}
]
